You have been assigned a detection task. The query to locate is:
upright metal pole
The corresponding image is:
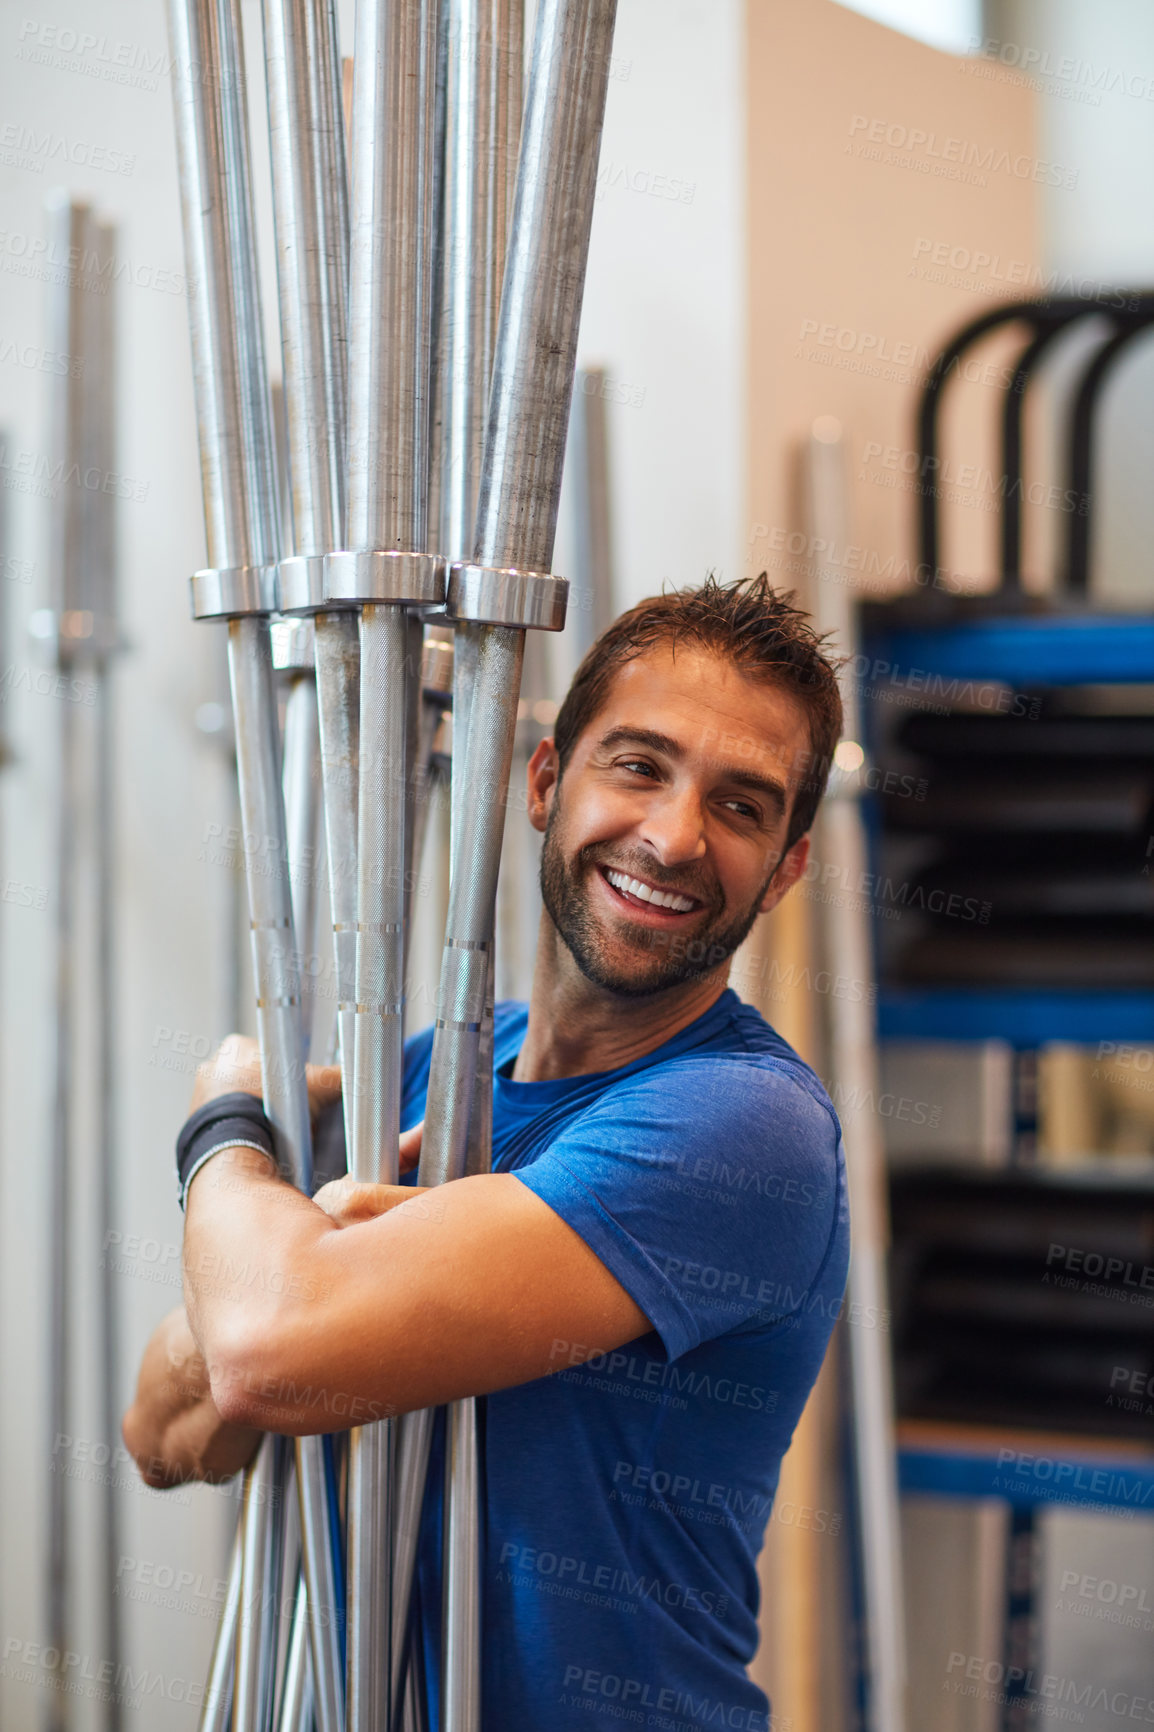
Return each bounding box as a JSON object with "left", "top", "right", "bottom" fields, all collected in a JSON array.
[
  {"left": 422, "top": 8, "right": 615, "bottom": 1727},
  {"left": 277, "top": 1578, "right": 315, "bottom": 1732},
  {"left": 44, "top": 191, "right": 88, "bottom": 1732},
  {"left": 443, "top": 8, "right": 522, "bottom": 1729},
  {"left": 263, "top": 0, "right": 360, "bottom": 1157},
  {"left": 422, "top": 0, "right": 613, "bottom": 1214},
  {"left": 87, "top": 213, "right": 124, "bottom": 1732},
  {"left": 277, "top": 625, "right": 322, "bottom": 1060},
  {"left": 805, "top": 419, "right": 908, "bottom": 1732},
  {"left": 388, "top": 7, "right": 523, "bottom": 1717},
  {"left": 165, "top": 5, "right": 327, "bottom": 1729},
  {"left": 324, "top": 3, "right": 443, "bottom": 1727},
  {"left": 202, "top": 1532, "right": 244, "bottom": 1732},
  {"left": 566, "top": 366, "right": 616, "bottom": 659}
]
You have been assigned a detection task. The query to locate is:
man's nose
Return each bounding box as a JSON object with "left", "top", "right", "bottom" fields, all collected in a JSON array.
[{"left": 637, "top": 785, "right": 708, "bottom": 866}]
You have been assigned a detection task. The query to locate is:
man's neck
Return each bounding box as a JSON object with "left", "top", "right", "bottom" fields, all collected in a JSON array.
[{"left": 510, "top": 910, "right": 729, "bottom": 1083}]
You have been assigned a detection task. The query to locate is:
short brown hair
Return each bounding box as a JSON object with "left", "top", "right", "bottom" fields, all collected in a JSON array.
[{"left": 553, "top": 573, "right": 843, "bottom": 851}]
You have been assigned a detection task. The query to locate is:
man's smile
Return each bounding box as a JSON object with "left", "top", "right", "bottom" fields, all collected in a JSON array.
[{"left": 595, "top": 862, "right": 706, "bottom": 922}]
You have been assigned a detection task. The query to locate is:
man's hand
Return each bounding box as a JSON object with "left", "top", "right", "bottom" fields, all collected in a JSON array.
[
  {"left": 191, "top": 1032, "right": 342, "bottom": 1125},
  {"left": 190, "top": 1037, "right": 422, "bottom": 1172},
  {"left": 122, "top": 1306, "right": 262, "bottom": 1487},
  {"left": 314, "top": 1127, "right": 426, "bottom": 1225}
]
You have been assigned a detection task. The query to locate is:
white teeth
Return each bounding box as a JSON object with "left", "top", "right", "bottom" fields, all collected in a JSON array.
[{"left": 605, "top": 868, "right": 695, "bottom": 913}]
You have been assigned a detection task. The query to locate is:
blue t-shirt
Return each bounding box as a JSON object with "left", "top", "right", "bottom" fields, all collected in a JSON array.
[{"left": 402, "top": 988, "right": 849, "bottom": 1732}]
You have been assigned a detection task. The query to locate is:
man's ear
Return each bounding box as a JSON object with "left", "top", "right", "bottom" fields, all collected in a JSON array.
[
  {"left": 526, "top": 737, "right": 560, "bottom": 834},
  {"left": 758, "top": 833, "right": 810, "bottom": 914}
]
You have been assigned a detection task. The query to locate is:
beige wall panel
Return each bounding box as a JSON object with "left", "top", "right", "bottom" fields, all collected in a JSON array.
[{"left": 746, "top": 0, "right": 1042, "bottom": 608}]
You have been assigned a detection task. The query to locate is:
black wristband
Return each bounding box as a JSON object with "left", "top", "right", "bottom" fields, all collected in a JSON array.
[{"left": 176, "top": 1092, "right": 278, "bottom": 1211}]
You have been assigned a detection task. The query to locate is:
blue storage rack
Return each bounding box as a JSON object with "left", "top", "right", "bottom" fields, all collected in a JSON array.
[
  {"left": 899, "top": 1433, "right": 1154, "bottom": 1517},
  {"left": 865, "top": 612, "right": 1154, "bottom": 689},
  {"left": 878, "top": 989, "right": 1154, "bottom": 1046},
  {"left": 866, "top": 609, "right": 1154, "bottom": 1051},
  {"left": 863, "top": 608, "right": 1154, "bottom": 1508}
]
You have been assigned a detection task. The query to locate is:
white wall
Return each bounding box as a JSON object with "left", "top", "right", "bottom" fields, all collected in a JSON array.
[
  {"left": 0, "top": 3, "right": 746, "bottom": 1728},
  {"left": 833, "top": 0, "right": 981, "bottom": 56},
  {"left": 986, "top": 0, "right": 1154, "bottom": 603},
  {"left": 0, "top": 6, "right": 245, "bottom": 1729},
  {"left": 556, "top": 0, "right": 746, "bottom": 642}
]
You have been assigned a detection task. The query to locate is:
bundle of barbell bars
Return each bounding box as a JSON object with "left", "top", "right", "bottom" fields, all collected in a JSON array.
[{"left": 165, "top": 0, "right": 618, "bottom": 1726}]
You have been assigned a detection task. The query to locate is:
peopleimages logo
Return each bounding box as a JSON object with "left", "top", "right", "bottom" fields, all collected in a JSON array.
[
  {"left": 612, "top": 1460, "right": 773, "bottom": 1527},
  {"left": 559, "top": 1664, "right": 771, "bottom": 1729},
  {"left": 498, "top": 1544, "right": 728, "bottom": 1619}
]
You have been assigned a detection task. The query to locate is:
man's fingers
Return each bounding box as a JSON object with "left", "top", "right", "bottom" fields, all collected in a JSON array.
[
  {"left": 312, "top": 1177, "right": 357, "bottom": 1222},
  {"left": 399, "top": 1121, "right": 423, "bottom": 1174},
  {"left": 190, "top": 1033, "right": 263, "bottom": 1111},
  {"left": 305, "top": 1063, "right": 344, "bottom": 1122},
  {"left": 313, "top": 1177, "right": 417, "bottom": 1226}
]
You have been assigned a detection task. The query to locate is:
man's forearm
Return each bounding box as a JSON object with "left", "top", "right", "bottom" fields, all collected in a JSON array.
[{"left": 182, "top": 1145, "right": 337, "bottom": 1421}]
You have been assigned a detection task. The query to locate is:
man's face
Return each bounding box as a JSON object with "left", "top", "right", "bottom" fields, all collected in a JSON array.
[{"left": 531, "top": 643, "right": 813, "bottom": 997}]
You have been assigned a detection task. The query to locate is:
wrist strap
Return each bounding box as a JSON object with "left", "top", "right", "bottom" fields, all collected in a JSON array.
[{"left": 176, "top": 1092, "right": 278, "bottom": 1212}]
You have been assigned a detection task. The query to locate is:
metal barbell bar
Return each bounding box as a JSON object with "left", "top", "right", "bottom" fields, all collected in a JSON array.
[{"left": 166, "top": 3, "right": 339, "bottom": 1726}]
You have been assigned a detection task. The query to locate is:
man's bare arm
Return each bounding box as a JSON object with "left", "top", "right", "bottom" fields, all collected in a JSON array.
[{"left": 180, "top": 1146, "right": 650, "bottom": 1437}]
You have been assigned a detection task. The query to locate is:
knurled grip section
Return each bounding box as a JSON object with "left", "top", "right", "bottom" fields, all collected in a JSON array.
[
  {"left": 435, "top": 942, "right": 491, "bottom": 1034},
  {"left": 349, "top": 604, "right": 408, "bottom": 1187}
]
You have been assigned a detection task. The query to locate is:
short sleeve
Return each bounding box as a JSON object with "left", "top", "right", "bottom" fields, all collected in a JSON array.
[{"left": 511, "top": 1057, "right": 844, "bottom": 1362}]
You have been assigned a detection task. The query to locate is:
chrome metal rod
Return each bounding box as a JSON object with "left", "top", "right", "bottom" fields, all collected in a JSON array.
[
  {"left": 422, "top": 11, "right": 613, "bottom": 1730},
  {"left": 234, "top": 1434, "right": 290, "bottom": 1731},
  {"left": 437, "top": 0, "right": 521, "bottom": 564},
  {"left": 391, "top": 4, "right": 523, "bottom": 1711},
  {"left": 203, "top": 1533, "right": 244, "bottom": 1732},
  {"left": 437, "top": 13, "right": 522, "bottom": 1719},
  {"left": 407, "top": 631, "right": 453, "bottom": 931},
  {"left": 441, "top": 1397, "right": 482, "bottom": 1732},
  {"left": 262, "top": 0, "right": 347, "bottom": 560},
  {"left": 389, "top": 1405, "right": 435, "bottom": 1714},
  {"left": 275, "top": 618, "right": 344, "bottom": 1732},
  {"left": 339, "top": 1, "right": 440, "bottom": 1725},
  {"left": 167, "top": 0, "right": 282, "bottom": 591},
  {"left": 422, "top": 0, "right": 616, "bottom": 1179},
  {"left": 46, "top": 560, "right": 77, "bottom": 1732},
  {"left": 805, "top": 423, "right": 907, "bottom": 1732},
  {"left": 566, "top": 367, "right": 616, "bottom": 659},
  {"left": 88, "top": 212, "right": 123, "bottom": 1732},
  {"left": 277, "top": 1577, "right": 315, "bottom": 1732},
  {"left": 823, "top": 796, "right": 908, "bottom": 1732},
  {"left": 229, "top": 628, "right": 308, "bottom": 1732},
  {"left": 314, "top": 612, "right": 359, "bottom": 1136},
  {"left": 281, "top": 664, "right": 322, "bottom": 1055},
  {"left": 166, "top": 4, "right": 319, "bottom": 1729},
  {"left": 44, "top": 191, "right": 89, "bottom": 1732},
  {"left": 261, "top": 0, "right": 358, "bottom": 1161},
  {"left": 345, "top": 596, "right": 409, "bottom": 1732},
  {"left": 345, "top": 0, "right": 438, "bottom": 561}
]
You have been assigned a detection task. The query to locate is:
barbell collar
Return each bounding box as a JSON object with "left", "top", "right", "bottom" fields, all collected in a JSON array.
[
  {"left": 446, "top": 562, "right": 568, "bottom": 631},
  {"left": 277, "top": 553, "right": 328, "bottom": 615},
  {"left": 324, "top": 548, "right": 446, "bottom": 607},
  {"left": 189, "top": 563, "right": 279, "bottom": 620}
]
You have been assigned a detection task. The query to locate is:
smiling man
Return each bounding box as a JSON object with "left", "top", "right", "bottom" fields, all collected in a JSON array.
[{"left": 125, "top": 573, "right": 850, "bottom": 1731}]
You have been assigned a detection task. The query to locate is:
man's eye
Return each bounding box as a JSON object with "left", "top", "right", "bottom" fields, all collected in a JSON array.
[
  {"left": 724, "top": 799, "right": 760, "bottom": 820},
  {"left": 618, "top": 758, "right": 656, "bottom": 777}
]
